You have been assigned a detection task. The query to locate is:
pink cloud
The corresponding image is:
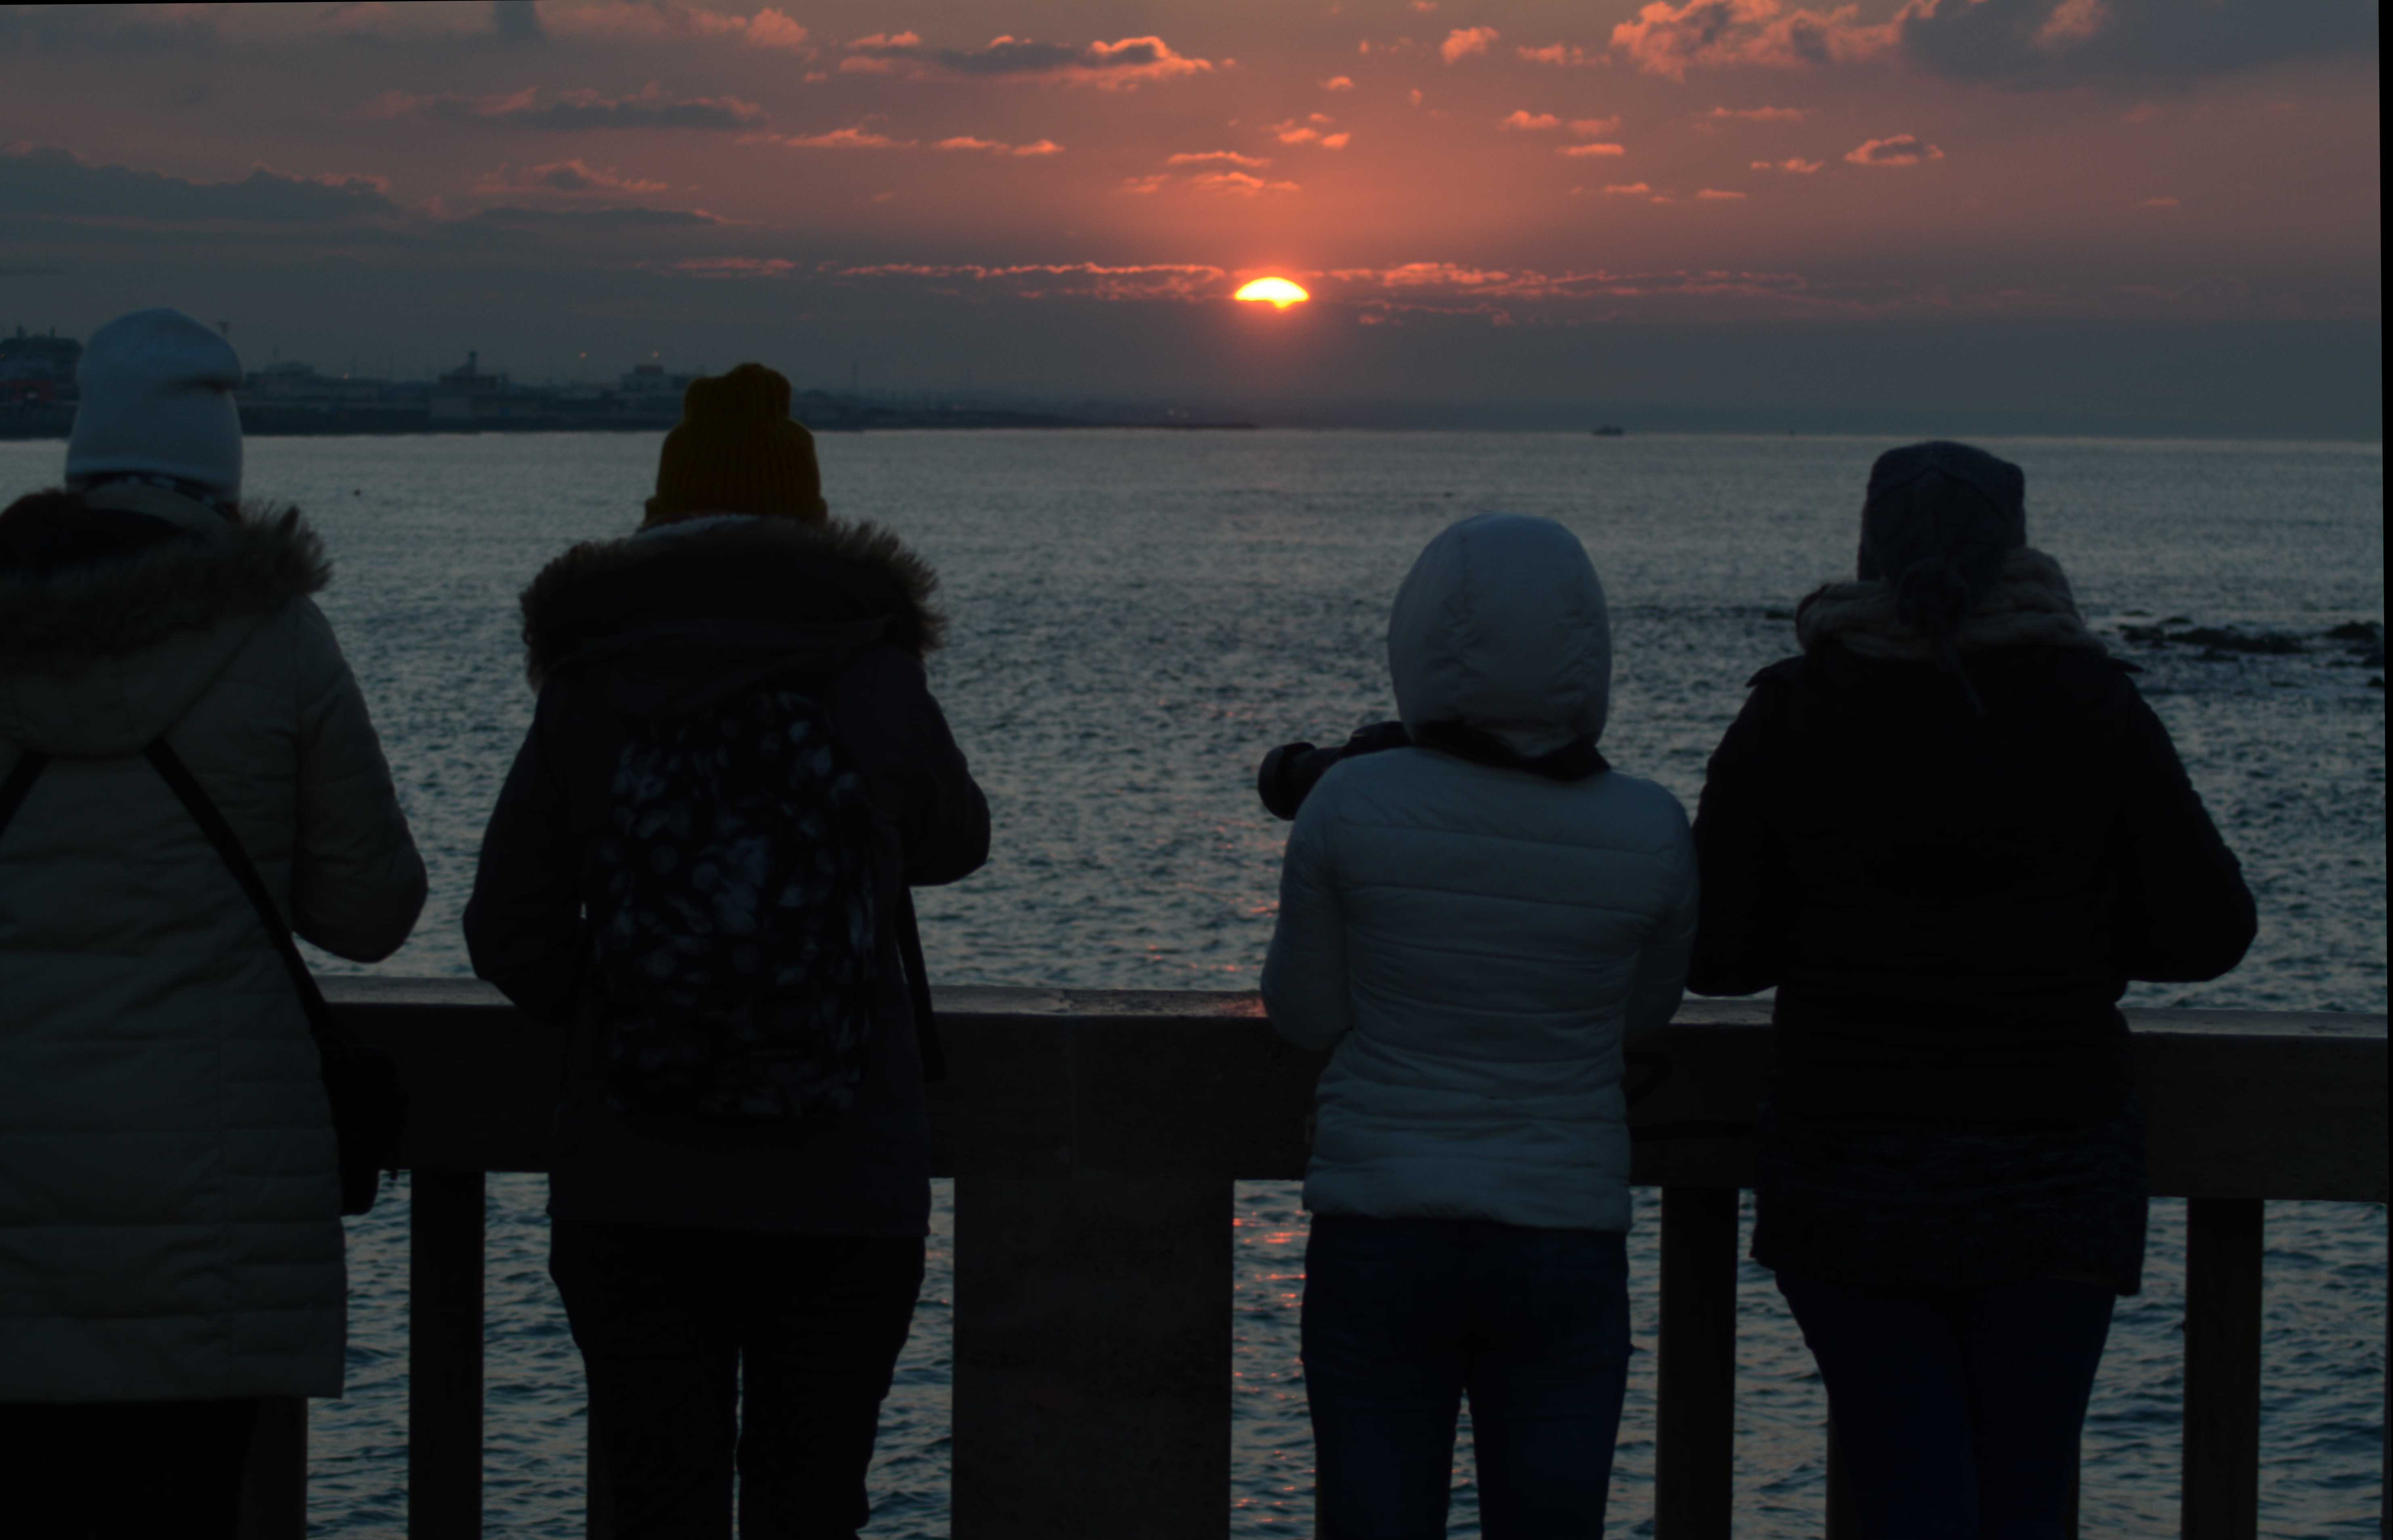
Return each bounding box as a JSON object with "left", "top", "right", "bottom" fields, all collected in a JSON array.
[
  {"left": 1322, "top": 75, "right": 1356, "bottom": 91},
  {"left": 1750, "top": 156, "right": 1823, "bottom": 172},
  {"left": 1191, "top": 170, "right": 1300, "bottom": 195},
  {"left": 776, "top": 125, "right": 914, "bottom": 149},
  {"left": 1120, "top": 173, "right": 1171, "bottom": 194},
  {"left": 1322, "top": 262, "right": 1814, "bottom": 312},
  {"left": 1166, "top": 150, "right": 1270, "bottom": 168},
  {"left": 833, "top": 261, "right": 1233, "bottom": 303},
  {"left": 2140, "top": 195, "right": 2180, "bottom": 207},
  {"left": 1705, "top": 105, "right": 1808, "bottom": 123},
  {"left": 1844, "top": 133, "right": 1944, "bottom": 166},
  {"left": 474, "top": 159, "right": 668, "bottom": 195},
  {"left": 1441, "top": 26, "right": 1499, "bottom": 63},
  {"left": 1500, "top": 110, "right": 1562, "bottom": 132},
  {"left": 1517, "top": 42, "right": 1601, "bottom": 65},
  {"left": 932, "top": 135, "right": 1066, "bottom": 156},
  {"left": 841, "top": 32, "right": 1214, "bottom": 90},
  {"left": 743, "top": 9, "right": 813, "bottom": 52},
  {"left": 2033, "top": 0, "right": 2107, "bottom": 49},
  {"left": 1271, "top": 116, "right": 1342, "bottom": 145},
  {"left": 545, "top": 4, "right": 813, "bottom": 54},
  {"left": 1611, "top": 1, "right": 1895, "bottom": 81},
  {"left": 1598, "top": 183, "right": 1652, "bottom": 195},
  {"left": 1695, "top": 187, "right": 1747, "bottom": 200},
  {"left": 1558, "top": 143, "right": 1627, "bottom": 158},
  {"left": 1569, "top": 116, "right": 1623, "bottom": 136}
]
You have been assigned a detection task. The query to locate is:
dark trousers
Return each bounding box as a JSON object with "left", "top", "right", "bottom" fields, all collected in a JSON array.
[
  {"left": 0, "top": 1397, "right": 259, "bottom": 1539},
  {"left": 1776, "top": 1270, "right": 2116, "bottom": 1540},
  {"left": 1301, "top": 1216, "right": 1632, "bottom": 1540},
  {"left": 550, "top": 1219, "right": 926, "bottom": 1540}
]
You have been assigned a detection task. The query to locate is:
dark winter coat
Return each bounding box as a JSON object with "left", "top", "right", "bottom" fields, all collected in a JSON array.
[
  {"left": 1691, "top": 642, "right": 2254, "bottom": 1130},
  {"left": 463, "top": 514, "right": 988, "bottom": 1235}
]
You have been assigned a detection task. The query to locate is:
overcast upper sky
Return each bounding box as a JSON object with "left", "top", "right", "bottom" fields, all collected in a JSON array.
[{"left": 0, "top": 1, "right": 2379, "bottom": 432}]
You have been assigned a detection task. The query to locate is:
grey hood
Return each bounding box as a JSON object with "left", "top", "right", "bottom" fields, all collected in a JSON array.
[
  {"left": 1387, "top": 513, "right": 1611, "bottom": 758},
  {"left": 0, "top": 483, "right": 328, "bottom": 757}
]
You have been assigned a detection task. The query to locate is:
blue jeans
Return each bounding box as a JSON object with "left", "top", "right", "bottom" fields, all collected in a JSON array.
[
  {"left": 1301, "top": 1216, "right": 1631, "bottom": 1540},
  {"left": 1776, "top": 1271, "right": 2116, "bottom": 1540}
]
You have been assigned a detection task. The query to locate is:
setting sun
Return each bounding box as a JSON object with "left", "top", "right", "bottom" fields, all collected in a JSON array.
[{"left": 1234, "top": 277, "right": 1310, "bottom": 309}]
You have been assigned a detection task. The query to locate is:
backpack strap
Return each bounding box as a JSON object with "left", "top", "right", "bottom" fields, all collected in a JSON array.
[
  {"left": 0, "top": 749, "right": 48, "bottom": 842},
  {"left": 140, "top": 738, "right": 341, "bottom": 1047},
  {"left": 894, "top": 888, "right": 946, "bottom": 1083}
]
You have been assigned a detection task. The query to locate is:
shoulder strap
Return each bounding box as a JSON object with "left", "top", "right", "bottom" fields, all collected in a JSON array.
[
  {"left": 0, "top": 750, "right": 49, "bottom": 842},
  {"left": 141, "top": 738, "right": 340, "bottom": 1046},
  {"left": 894, "top": 888, "right": 946, "bottom": 1083}
]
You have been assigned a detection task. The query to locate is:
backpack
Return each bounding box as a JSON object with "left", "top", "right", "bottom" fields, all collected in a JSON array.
[{"left": 590, "top": 684, "right": 882, "bottom": 1127}]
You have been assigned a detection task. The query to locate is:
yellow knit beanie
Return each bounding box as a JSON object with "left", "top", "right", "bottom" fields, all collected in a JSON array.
[{"left": 643, "top": 362, "right": 827, "bottom": 526}]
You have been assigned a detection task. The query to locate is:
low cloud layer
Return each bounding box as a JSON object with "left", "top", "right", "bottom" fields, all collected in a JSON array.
[
  {"left": 372, "top": 84, "right": 766, "bottom": 131},
  {"left": 1611, "top": 0, "right": 2376, "bottom": 88},
  {"left": 0, "top": 145, "right": 396, "bottom": 225},
  {"left": 840, "top": 32, "right": 1212, "bottom": 89}
]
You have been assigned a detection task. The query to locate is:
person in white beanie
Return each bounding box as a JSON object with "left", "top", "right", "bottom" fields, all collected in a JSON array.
[
  {"left": 63, "top": 307, "right": 246, "bottom": 509},
  {"left": 0, "top": 308, "right": 426, "bottom": 1536}
]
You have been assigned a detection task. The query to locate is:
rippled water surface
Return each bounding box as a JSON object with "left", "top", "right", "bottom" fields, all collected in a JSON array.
[{"left": 4, "top": 431, "right": 2380, "bottom": 1537}]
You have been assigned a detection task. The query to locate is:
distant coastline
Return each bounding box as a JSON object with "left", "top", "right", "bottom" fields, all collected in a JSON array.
[
  {"left": 0, "top": 403, "right": 1261, "bottom": 440},
  {"left": 0, "top": 335, "right": 1257, "bottom": 441}
]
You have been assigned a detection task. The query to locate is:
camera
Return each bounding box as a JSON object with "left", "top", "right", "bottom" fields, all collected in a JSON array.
[{"left": 1256, "top": 720, "right": 1411, "bottom": 820}]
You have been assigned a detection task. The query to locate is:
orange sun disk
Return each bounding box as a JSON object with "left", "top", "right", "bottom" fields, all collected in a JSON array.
[{"left": 1234, "top": 277, "right": 1309, "bottom": 309}]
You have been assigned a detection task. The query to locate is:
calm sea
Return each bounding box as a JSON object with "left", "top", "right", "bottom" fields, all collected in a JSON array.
[{"left": 2, "top": 431, "right": 2382, "bottom": 1538}]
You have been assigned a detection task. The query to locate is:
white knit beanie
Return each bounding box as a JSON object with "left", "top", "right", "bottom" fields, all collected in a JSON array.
[{"left": 65, "top": 308, "right": 244, "bottom": 499}]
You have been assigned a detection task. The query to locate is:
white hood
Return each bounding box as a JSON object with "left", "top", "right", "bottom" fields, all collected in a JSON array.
[{"left": 1387, "top": 513, "right": 1610, "bottom": 758}]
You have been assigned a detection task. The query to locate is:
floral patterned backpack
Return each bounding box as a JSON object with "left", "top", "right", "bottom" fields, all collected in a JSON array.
[{"left": 589, "top": 686, "right": 882, "bottom": 1126}]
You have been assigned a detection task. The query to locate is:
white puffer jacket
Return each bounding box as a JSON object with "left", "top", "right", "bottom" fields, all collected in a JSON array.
[
  {"left": 0, "top": 483, "right": 425, "bottom": 1403},
  {"left": 1261, "top": 514, "right": 1695, "bottom": 1232}
]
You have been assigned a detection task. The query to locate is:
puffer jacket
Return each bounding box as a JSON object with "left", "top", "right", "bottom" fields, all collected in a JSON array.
[
  {"left": 0, "top": 482, "right": 425, "bottom": 1403},
  {"left": 465, "top": 513, "right": 988, "bottom": 1235},
  {"left": 1261, "top": 514, "right": 1696, "bottom": 1233}
]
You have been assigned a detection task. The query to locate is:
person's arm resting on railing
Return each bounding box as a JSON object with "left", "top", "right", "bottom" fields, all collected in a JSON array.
[
  {"left": 832, "top": 647, "right": 989, "bottom": 888},
  {"left": 1628, "top": 816, "right": 1698, "bottom": 1032},
  {"left": 1260, "top": 792, "right": 1349, "bottom": 1051},
  {"left": 463, "top": 690, "right": 583, "bottom": 1022},
  {"left": 289, "top": 599, "right": 427, "bottom": 962},
  {"left": 2109, "top": 685, "right": 2256, "bottom": 982},
  {"left": 1686, "top": 673, "right": 1791, "bottom": 996}
]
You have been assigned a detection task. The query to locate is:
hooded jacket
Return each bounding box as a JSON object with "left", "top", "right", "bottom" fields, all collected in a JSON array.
[
  {"left": 463, "top": 514, "right": 988, "bottom": 1235},
  {"left": 1689, "top": 620, "right": 2255, "bottom": 1130},
  {"left": 1261, "top": 515, "right": 1696, "bottom": 1232},
  {"left": 0, "top": 482, "right": 425, "bottom": 1403}
]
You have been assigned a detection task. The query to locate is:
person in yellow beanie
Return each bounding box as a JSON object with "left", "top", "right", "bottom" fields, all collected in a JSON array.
[
  {"left": 645, "top": 362, "right": 829, "bottom": 526},
  {"left": 470, "top": 355, "right": 987, "bottom": 1538}
]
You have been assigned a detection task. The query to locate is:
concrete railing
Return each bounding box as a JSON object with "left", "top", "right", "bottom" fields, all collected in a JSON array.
[{"left": 232, "top": 981, "right": 2388, "bottom": 1540}]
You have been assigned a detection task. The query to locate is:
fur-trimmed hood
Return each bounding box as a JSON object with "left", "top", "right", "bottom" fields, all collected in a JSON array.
[
  {"left": 1795, "top": 546, "right": 2106, "bottom": 661},
  {"left": 518, "top": 514, "right": 945, "bottom": 692},
  {"left": 0, "top": 484, "right": 330, "bottom": 756}
]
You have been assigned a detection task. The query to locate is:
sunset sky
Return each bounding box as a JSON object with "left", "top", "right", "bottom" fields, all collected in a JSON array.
[{"left": 0, "top": 1, "right": 2379, "bottom": 432}]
